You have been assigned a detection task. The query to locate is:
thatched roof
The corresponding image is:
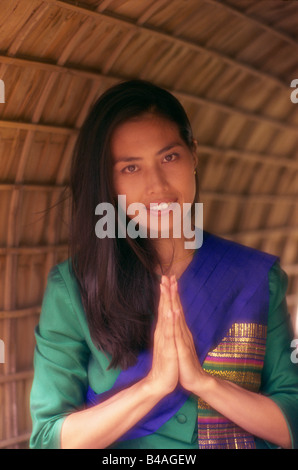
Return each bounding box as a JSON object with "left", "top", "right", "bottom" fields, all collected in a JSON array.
[{"left": 0, "top": 0, "right": 297, "bottom": 448}]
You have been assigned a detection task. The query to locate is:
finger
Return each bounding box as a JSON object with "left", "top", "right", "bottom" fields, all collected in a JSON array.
[
  {"left": 157, "top": 282, "right": 165, "bottom": 319},
  {"left": 158, "top": 276, "right": 170, "bottom": 314},
  {"left": 170, "top": 277, "right": 187, "bottom": 331},
  {"left": 161, "top": 276, "right": 172, "bottom": 319},
  {"left": 174, "top": 302, "right": 188, "bottom": 342},
  {"left": 168, "top": 280, "right": 200, "bottom": 366},
  {"left": 170, "top": 280, "right": 195, "bottom": 348},
  {"left": 170, "top": 278, "right": 190, "bottom": 329},
  {"left": 156, "top": 278, "right": 173, "bottom": 342},
  {"left": 170, "top": 277, "right": 184, "bottom": 313},
  {"left": 170, "top": 276, "right": 181, "bottom": 314},
  {"left": 174, "top": 311, "right": 198, "bottom": 363},
  {"left": 155, "top": 289, "right": 164, "bottom": 338},
  {"left": 155, "top": 292, "right": 176, "bottom": 360}
]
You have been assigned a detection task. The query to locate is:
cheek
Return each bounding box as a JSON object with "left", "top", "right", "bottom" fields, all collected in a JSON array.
[
  {"left": 178, "top": 167, "right": 196, "bottom": 196},
  {"left": 112, "top": 175, "right": 139, "bottom": 202},
  {"left": 112, "top": 172, "right": 126, "bottom": 193}
]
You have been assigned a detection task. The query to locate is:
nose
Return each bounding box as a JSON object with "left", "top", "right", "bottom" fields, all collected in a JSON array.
[{"left": 145, "top": 164, "right": 169, "bottom": 194}]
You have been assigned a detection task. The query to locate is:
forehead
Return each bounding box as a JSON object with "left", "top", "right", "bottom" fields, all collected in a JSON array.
[{"left": 110, "top": 114, "right": 182, "bottom": 156}]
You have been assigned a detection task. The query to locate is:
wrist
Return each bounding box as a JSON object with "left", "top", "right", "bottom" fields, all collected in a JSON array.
[
  {"left": 141, "top": 374, "right": 174, "bottom": 401},
  {"left": 192, "top": 370, "right": 216, "bottom": 398}
]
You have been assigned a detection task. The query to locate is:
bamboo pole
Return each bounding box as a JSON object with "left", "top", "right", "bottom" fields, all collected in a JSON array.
[
  {"left": 0, "top": 54, "right": 297, "bottom": 135},
  {"left": 0, "top": 432, "right": 32, "bottom": 449},
  {"left": 206, "top": 0, "right": 298, "bottom": 50},
  {"left": 0, "top": 184, "right": 297, "bottom": 204},
  {"left": 45, "top": 0, "right": 289, "bottom": 90},
  {"left": 0, "top": 119, "right": 75, "bottom": 134},
  {"left": 0, "top": 244, "right": 68, "bottom": 255},
  {"left": 0, "top": 307, "right": 40, "bottom": 320}
]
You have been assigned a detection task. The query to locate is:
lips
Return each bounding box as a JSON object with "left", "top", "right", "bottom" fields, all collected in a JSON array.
[
  {"left": 150, "top": 202, "right": 174, "bottom": 211},
  {"left": 145, "top": 199, "right": 179, "bottom": 218},
  {"left": 145, "top": 198, "right": 178, "bottom": 211}
]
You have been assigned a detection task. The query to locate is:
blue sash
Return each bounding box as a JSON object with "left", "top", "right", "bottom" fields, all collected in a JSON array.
[{"left": 86, "top": 231, "right": 278, "bottom": 440}]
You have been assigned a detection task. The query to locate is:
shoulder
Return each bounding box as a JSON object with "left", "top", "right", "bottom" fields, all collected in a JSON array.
[
  {"left": 268, "top": 262, "right": 288, "bottom": 299},
  {"left": 267, "top": 262, "right": 289, "bottom": 330},
  {"left": 201, "top": 231, "right": 278, "bottom": 275},
  {"left": 40, "top": 258, "right": 87, "bottom": 334},
  {"left": 48, "top": 258, "right": 77, "bottom": 286},
  {"left": 45, "top": 258, "right": 82, "bottom": 305},
  {"left": 205, "top": 231, "right": 277, "bottom": 261}
]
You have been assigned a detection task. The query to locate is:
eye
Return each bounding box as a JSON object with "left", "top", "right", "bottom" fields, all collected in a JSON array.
[
  {"left": 163, "top": 153, "right": 178, "bottom": 163},
  {"left": 122, "top": 164, "right": 138, "bottom": 174}
]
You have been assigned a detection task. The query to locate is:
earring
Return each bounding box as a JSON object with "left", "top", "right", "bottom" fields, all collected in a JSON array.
[{"left": 194, "top": 170, "right": 197, "bottom": 175}]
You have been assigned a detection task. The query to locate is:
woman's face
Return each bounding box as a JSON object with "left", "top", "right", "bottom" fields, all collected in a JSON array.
[{"left": 111, "top": 113, "right": 198, "bottom": 238}]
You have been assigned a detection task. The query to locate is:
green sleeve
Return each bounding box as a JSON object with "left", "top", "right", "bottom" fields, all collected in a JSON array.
[
  {"left": 256, "top": 262, "right": 298, "bottom": 449},
  {"left": 29, "top": 265, "right": 90, "bottom": 449}
]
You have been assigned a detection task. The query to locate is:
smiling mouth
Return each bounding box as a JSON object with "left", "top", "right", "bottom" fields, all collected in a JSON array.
[
  {"left": 146, "top": 200, "right": 178, "bottom": 215},
  {"left": 150, "top": 202, "right": 174, "bottom": 211}
]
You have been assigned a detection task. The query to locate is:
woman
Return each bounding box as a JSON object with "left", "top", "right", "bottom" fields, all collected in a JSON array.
[{"left": 30, "top": 80, "right": 298, "bottom": 449}]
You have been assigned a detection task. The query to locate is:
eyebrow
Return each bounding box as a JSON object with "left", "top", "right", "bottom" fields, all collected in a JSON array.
[{"left": 113, "top": 142, "right": 183, "bottom": 165}]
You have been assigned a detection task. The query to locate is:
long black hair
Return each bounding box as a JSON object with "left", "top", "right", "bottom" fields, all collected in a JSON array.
[{"left": 69, "top": 79, "right": 199, "bottom": 369}]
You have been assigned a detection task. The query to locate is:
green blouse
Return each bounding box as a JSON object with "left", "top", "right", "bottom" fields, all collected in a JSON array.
[{"left": 29, "top": 260, "right": 298, "bottom": 449}]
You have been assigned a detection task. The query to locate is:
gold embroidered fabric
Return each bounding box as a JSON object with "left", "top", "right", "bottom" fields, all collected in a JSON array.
[{"left": 198, "top": 322, "right": 267, "bottom": 449}]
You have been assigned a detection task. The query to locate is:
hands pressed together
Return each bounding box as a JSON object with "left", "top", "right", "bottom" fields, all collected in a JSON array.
[{"left": 146, "top": 275, "right": 207, "bottom": 397}]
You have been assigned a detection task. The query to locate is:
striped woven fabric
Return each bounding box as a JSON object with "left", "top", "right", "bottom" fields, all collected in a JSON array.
[{"left": 198, "top": 322, "right": 267, "bottom": 449}]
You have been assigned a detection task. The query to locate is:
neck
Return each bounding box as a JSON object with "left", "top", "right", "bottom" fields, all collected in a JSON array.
[{"left": 152, "top": 234, "right": 196, "bottom": 280}]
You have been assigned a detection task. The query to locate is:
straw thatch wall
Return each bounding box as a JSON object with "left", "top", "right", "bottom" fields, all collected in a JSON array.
[{"left": 0, "top": 0, "right": 298, "bottom": 449}]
